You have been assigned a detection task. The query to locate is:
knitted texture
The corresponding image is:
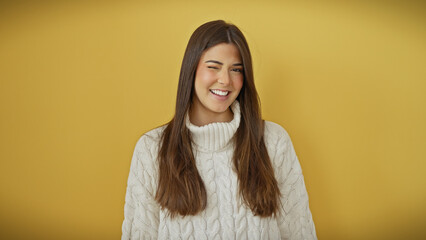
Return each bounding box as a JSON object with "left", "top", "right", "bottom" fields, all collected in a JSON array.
[{"left": 122, "top": 102, "right": 317, "bottom": 239}]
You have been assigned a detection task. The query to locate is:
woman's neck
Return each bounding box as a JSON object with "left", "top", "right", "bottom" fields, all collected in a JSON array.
[{"left": 189, "top": 103, "right": 234, "bottom": 127}]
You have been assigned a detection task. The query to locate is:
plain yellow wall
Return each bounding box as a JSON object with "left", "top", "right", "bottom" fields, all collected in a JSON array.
[{"left": 1, "top": 1, "right": 425, "bottom": 239}]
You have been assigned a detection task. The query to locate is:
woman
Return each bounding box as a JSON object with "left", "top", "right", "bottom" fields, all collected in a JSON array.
[{"left": 122, "top": 20, "right": 317, "bottom": 239}]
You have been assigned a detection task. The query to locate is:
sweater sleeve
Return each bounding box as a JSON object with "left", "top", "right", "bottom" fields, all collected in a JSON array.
[
  {"left": 122, "top": 135, "right": 160, "bottom": 240},
  {"left": 275, "top": 130, "right": 317, "bottom": 240}
]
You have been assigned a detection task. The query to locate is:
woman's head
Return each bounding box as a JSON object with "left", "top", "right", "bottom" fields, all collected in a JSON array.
[
  {"left": 175, "top": 20, "right": 256, "bottom": 125},
  {"left": 191, "top": 42, "right": 243, "bottom": 125}
]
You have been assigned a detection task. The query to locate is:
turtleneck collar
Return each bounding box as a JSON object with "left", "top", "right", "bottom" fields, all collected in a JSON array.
[{"left": 186, "top": 101, "right": 241, "bottom": 152}]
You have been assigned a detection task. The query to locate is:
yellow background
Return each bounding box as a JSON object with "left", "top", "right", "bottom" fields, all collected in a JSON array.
[{"left": 1, "top": 1, "right": 425, "bottom": 239}]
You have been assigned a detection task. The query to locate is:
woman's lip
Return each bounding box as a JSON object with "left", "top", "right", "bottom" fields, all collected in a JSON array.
[
  {"left": 210, "top": 89, "right": 231, "bottom": 92},
  {"left": 209, "top": 89, "right": 231, "bottom": 99},
  {"left": 210, "top": 89, "right": 231, "bottom": 96}
]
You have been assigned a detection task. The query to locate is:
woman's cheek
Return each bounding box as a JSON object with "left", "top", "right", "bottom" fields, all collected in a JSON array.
[
  {"left": 199, "top": 68, "right": 216, "bottom": 83},
  {"left": 235, "top": 76, "right": 244, "bottom": 90},
  {"left": 195, "top": 72, "right": 210, "bottom": 90}
]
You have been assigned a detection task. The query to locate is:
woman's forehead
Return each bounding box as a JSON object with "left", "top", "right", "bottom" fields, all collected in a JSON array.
[{"left": 200, "top": 43, "right": 242, "bottom": 62}]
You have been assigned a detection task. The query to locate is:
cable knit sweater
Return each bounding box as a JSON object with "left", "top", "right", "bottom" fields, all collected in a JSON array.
[{"left": 122, "top": 102, "right": 317, "bottom": 239}]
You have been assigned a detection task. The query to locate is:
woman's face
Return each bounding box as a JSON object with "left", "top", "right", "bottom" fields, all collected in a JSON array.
[{"left": 191, "top": 43, "right": 244, "bottom": 125}]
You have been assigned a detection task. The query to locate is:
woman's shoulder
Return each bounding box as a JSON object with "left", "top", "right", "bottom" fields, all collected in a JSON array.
[
  {"left": 264, "top": 120, "right": 291, "bottom": 143},
  {"left": 263, "top": 121, "right": 297, "bottom": 169},
  {"left": 143, "top": 124, "right": 167, "bottom": 140},
  {"left": 134, "top": 124, "right": 167, "bottom": 152}
]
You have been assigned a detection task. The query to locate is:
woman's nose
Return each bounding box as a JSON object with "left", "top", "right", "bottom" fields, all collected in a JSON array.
[{"left": 218, "top": 71, "right": 230, "bottom": 86}]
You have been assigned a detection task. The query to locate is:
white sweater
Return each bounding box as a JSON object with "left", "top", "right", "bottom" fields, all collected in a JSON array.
[{"left": 122, "top": 102, "right": 317, "bottom": 239}]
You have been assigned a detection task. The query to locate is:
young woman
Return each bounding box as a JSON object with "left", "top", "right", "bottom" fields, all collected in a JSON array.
[{"left": 122, "top": 20, "right": 317, "bottom": 239}]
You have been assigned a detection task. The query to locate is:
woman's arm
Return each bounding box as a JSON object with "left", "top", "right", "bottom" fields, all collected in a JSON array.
[
  {"left": 122, "top": 135, "right": 160, "bottom": 240},
  {"left": 274, "top": 128, "right": 317, "bottom": 240}
]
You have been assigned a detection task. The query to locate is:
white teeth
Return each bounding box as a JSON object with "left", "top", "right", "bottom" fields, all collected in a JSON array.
[{"left": 210, "top": 89, "right": 229, "bottom": 96}]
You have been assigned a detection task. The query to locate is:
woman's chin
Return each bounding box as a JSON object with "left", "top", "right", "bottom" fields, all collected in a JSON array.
[{"left": 208, "top": 104, "right": 231, "bottom": 114}]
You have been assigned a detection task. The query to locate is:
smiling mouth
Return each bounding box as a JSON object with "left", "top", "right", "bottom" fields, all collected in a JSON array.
[{"left": 210, "top": 89, "right": 230, "bottom": 96}]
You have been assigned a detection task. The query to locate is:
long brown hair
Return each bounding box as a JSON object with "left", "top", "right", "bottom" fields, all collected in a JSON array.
[{"left": 155, "top": 20, "right": 280, "bottom": 218}]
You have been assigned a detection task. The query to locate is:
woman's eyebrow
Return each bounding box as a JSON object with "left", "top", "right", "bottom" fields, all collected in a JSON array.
[
  {"left": 205, "top": 60, "right": 223, "bottom": 65},
  {"left": 205, "top": 60, "right": 243, "bottom": 66}
]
